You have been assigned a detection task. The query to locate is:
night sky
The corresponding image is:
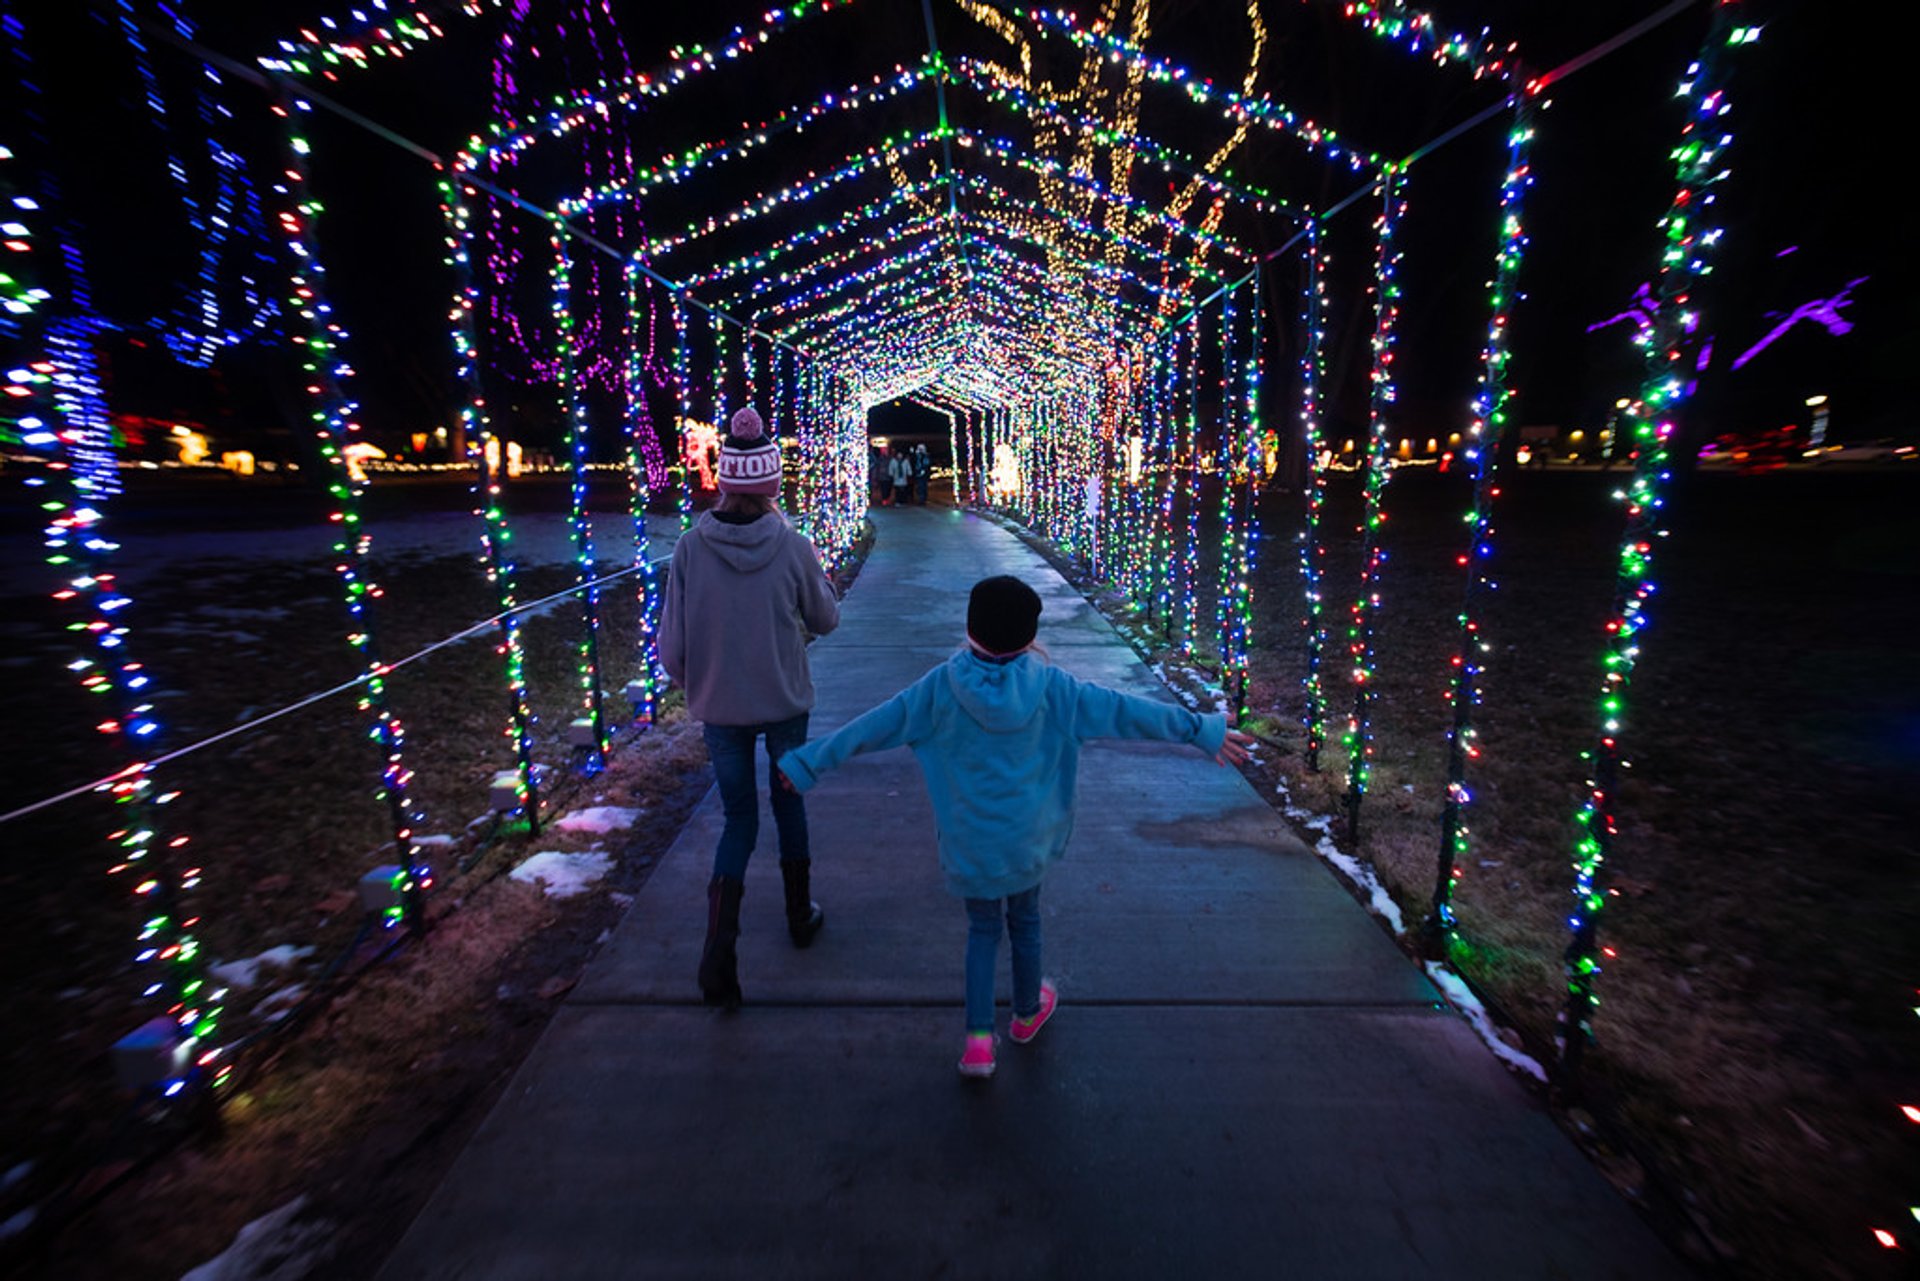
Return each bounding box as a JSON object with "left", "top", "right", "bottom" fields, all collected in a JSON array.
[{"left": 7, "top": 0, "right": 1899, "bottom": 462}]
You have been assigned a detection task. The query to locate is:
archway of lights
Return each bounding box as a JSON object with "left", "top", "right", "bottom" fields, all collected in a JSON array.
[{"left": 6, "top": 0, "right": 1757, "bottom": 1105}]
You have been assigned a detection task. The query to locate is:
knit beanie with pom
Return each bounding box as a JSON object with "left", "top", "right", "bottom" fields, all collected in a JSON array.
[{"left": 717, "top": 407, "right": 781, "bottom": 495}]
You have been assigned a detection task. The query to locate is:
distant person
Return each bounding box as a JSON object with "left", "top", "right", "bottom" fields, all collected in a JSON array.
[
  {"left": 912, "top": 442, "right": 931, "bottom": 505},
  {"left": 870, "top": 446, "right": 890, "bottom": 506},
  {"left": 888, "top": 447, "right": 913, "bottom": 506},
  {"left": 776, "top": 575, "right": 1252, "bottom": 1077},
  {"left": 661, "top": 407, "right": 841, "bottom": 1008}
]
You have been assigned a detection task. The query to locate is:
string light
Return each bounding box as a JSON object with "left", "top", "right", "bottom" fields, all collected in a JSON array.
[
  {"left": 555, "top": 64, "right": 936, "bottom": 220},
  {"left": 117, "top": 0, "right": 280, "bottom": 367},
  {"left": 4, "top": 27, "right": 223, "bottom": 1090},
  {"left": 1429, "top": 103, "right": 1535, "bottom": 944},
  {"left": 451, "top": 0, "right": 858, "bottom": 175},
  {"left": 276, "top": 94, "right": 427, "bottom": 928},
  {"left": 1228, "top": 266, "right": 1262, "bottom": 722},
  {"left": 620, "top": 262, "right": 660, "bottom": 726},
  {"left": 1008, "top": 4, "right": 1389, "bottom": 173},
  {"left": 950, "top": 55, "right": 1304, "bottom": 221},
  {"left": 550, "top": 230, "right": 609, "bottom": 769},
  {"left": 259, "top": 0, "right": 499, "bottom": 79},
  {"left": 1341, "top": 171, "right": 1406, "bottom": 838},
  {"left": 1341, "top": 1, "right": 1523, "bottom": 85},
  {"left": 1561, "top": 1, "right": 1750, "bottom": 1072},
  {"left": 1297, "top": 221, "right": 1331, "bottom": 770},
  {"left": 438, "top": 178, "right": 540, "bottom": 827}
]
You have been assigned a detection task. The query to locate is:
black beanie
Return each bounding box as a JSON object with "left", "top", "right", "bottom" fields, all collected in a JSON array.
[{"left": 967, "top": 575, "right": 1042, "bottom": 656}]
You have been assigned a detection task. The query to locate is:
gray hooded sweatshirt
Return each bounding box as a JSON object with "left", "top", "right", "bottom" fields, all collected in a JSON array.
[{"left": 660, "top": 511, "right": 840, "bottom": 726}]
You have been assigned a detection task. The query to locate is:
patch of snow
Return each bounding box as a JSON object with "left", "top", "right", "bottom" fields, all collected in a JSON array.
[
  {"left": 255, "top": 985, "right": 306, "bottom": 1018},
  {"left": 510, "top": 850, "right": 613, "bottom": 899},
  {"left": 553, "top": 806, "right": 641, "bottom": 835},
  {"left": 1315, "top": 834, "right": 1407, "bottom": 935},
  {"left": 1424, "top": 962, "right": 1548, "bottom": 1083},
  {"left": 208, "top": 945, "right": 315, "bottom": 990},
  {"left": 413, "top": 834, "right": 457, "bottom": 848},
  {"left": 0, "top": 1206, "right": 34, "bottom": 1241},
  {"left": 178, "top": 1195, "right": 333, "bottom": 1281}
]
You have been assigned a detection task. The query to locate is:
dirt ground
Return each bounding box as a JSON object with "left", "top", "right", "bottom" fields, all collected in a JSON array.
[
  {"left": 3, "top": 472, "right": 1915, "bottom": 1280},
  {"left": 1051, "top": 463, "right": 1920, "bottom": 1281},
  {"left": 11, "top": 707, "right": 713, "bottom": 1281},
  {"left": 0, "top": 508, "right": 871, "bottom": 1280}
]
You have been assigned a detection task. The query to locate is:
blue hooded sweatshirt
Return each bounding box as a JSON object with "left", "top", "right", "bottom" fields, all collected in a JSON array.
[{"left": 778, "top": 650, "right": 1227, "bottom": 899}]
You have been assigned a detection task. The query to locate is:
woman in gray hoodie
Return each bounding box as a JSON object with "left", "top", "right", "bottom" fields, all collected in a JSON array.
[{"left": 660, "top": 407, "right": 841, "bottom": 1007}]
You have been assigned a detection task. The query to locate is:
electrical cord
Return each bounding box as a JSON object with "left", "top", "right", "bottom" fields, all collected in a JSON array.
[{"left": 0, "top": 553, "right": 671, "bottom": 828}]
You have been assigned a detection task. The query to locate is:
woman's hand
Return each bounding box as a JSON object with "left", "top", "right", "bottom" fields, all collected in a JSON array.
[{"left": 1215, "top": 729, "right": 1255, "bottom": 766}]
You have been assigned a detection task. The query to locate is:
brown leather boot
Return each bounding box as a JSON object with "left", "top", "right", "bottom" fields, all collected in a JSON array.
[
  {"left": 779, "top": 858, "right": 824, "bottom": 948},
  {"left": 698, "top": 874, "right": 744, "bottom": 1007}
]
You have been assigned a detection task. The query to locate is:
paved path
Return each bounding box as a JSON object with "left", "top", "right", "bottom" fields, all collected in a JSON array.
[{"left": 378, "top": 505, "right": 1692, "bottom": 1280}]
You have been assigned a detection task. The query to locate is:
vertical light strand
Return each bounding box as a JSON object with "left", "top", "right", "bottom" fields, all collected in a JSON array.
[
  {"left": 1429, "top": 99, "right": 1535, "bottom": 948},
  {"left": 1228, "top": 266, "right": 1263, "bottom": 724},
  {"left": 1297, "top": 221, "right": 1331, "bottom": 770},
  {"left": 774, "top": 342, "right": 795, "bottom": 519},
  {"left": 1214, "top": 286, "right": 1239, "bottom": 689},
  {"left": 439, "top": 177, "right": 539, "bottom": 830},
  {"left": 944, "top": 405, "right": 961, "bottom": 511},
  {"left": 794, "top": 353, "right": 816, "bottom": 535},
  {"left": 1342, "top": 169, "right": 1405, "bottom": 839},
  {"left": 279, "top": 94, "right": 427, "bottom": 926},
  {"left": 974, "top": 403, "right": 988, "bottom": 508},
  {"left": 743, "top": 325, "right": 757, "bottom": 406},
  {"left": 712, "top": 306, "right": 729, "bottom": 427},
  {"left": 1151, "top": 324, "right": 1179, "bottom": 636},
  {"left": 550, "top": 230, "right": 608, "bottom": 770},
  {"left": 1177, "top": 313, "right": 1202, "bottom": 653},
  {"left": 670, "top": 291, "right": 694, "bottom": 532},
  {"left": 1119, "top": 360, "right": 1148, "bottom": 608},
  {"left": 621, "top": 261, "right": 658, "bottom": 728},
  {"left": 16, "top": 78, "right": 224, "bottom": 1090},
  {"left": 1561, "top": 6, "right": 1751, "bottom": 1077}
]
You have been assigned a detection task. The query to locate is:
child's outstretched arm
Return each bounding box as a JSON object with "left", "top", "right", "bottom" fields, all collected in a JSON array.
[
  {"left": 1067, "top": 676, "right": 1246, "bottom": 764},
  {"left": 1216, "top": 728, "right": 1255, "bottom": 766},
  {"left": 775, "top": 675, "right": 933, "bottom": 794}
]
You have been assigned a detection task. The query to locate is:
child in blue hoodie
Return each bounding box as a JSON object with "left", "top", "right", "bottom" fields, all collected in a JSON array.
[{"left": 777, "top": 575, "right": 1252, "bottom": 1078}]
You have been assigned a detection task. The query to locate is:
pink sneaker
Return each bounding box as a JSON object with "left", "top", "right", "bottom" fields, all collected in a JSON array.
[
  {"left": 957, "top": 1031, "right": 996, "bottom": 1078},
  {"left": 1009, "top": 980, "right": 1058, "bottom": 1044}
]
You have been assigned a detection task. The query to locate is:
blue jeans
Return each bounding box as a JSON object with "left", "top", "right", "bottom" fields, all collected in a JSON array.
[
  {"left": 963, "top": 885, "right": 1043, "bottom": 1033},
  {"left": 702, "top": 714, "right": 810, "bottom": 880}
]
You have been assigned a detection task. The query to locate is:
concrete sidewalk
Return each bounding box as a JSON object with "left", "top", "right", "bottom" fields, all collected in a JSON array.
[{"left": 378, "top": 506, "right": 1692, "bottom": 1280}]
